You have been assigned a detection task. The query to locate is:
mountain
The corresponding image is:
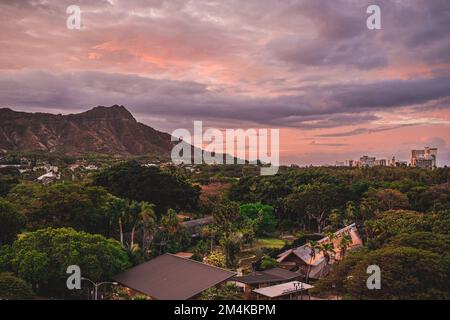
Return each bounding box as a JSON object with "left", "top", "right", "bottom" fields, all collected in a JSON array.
[{"left": 0, "top": 105, "right": 175, "bottom": 157}]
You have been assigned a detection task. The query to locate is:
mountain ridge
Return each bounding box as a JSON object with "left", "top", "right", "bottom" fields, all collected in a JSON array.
[{"left": 0, "top": 105, "right": 174, "bottom": 157}]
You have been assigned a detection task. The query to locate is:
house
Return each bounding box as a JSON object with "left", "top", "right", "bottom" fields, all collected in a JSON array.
[
  {"left": 232, "top": 267, "right": 302, "bottom": 300},
  {"left": 113, "top": 253, "right": 236, "bottom": 300},
  {"left": 84, "top": 164, "right": 99, "bottom": 171},
  {"left": 276, "top": 224, "right": 363, "bottom": 279},
  {"left": 37, "top": 171, "right": 60, "bottom": 184},
  {"left": 181, "top": 216, "right": 214, "bottom": 237},
  {"left": 253, "top": 281, "right": 314, "bottom": 300}
]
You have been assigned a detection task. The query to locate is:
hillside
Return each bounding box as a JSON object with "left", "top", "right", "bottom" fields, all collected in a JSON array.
[{"left": 0, "top": 105, "right": 174, "bottom": 157}]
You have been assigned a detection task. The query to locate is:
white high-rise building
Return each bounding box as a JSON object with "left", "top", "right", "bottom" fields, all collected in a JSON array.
[{"left": 410, "top": 147, "right": 437, "bottom": 169}]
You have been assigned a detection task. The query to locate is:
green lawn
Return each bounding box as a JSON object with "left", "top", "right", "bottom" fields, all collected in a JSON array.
[{"left": 254, "top": 237, "right": 286, "bottom": 249}]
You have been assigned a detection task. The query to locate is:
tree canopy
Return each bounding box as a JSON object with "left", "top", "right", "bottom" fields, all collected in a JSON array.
[
  {"left": 0, "top": 272, "right": 34, "bottom": 300},
  {"left": 313, "top": 247, "right": 450, "bottom": 300},
  {"left": 0, "top": 198, "right": 25, "bottom": 245},
  {"left": 7, "top": 182, "right": 117, "bottom": 236},
  {"left": 93, "top": 161, "right": 200, "bottom": 215},
  {"left": 8, "top": 228, "right": 130, "bottom": 297}
]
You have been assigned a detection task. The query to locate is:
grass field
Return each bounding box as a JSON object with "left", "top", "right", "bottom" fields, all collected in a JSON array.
[{"left": 254, "top": 237, "right": 286, "bottom": 249}]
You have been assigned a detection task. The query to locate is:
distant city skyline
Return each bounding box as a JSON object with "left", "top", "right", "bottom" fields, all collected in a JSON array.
[
  {"left": 0, "top": 1, "right": 449, "bottom": 165},
  {"left": 333, "top": 146, "right": 440, "bottom": 168}
]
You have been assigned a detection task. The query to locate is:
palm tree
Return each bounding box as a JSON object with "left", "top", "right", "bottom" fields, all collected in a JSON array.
[
  {"left": 325, "top": 232, "right": 337, "bottom": 242},
  {"left": 107, "top": 197, "right": 128, "bottom": 246},
  {"left": 338, "top": 232, "right": 353, "bottom": 259},
  {"left": 128, "top": 201, "right": 141, "bottom": 248},
  {"left": 305, "top": 240, "right": 320, "bottom": 283},
  {"left": 128, "top": 201, "right": 156, "bottom": 251},
  {"left": 201, "top": 225, "right": 219, "bottom": 253},
  {"left": 319, "top": 242, "right": 336, "bottom": 265},
  {"left": 160, "top": 208, "right": 181, "bottom": 245},
  {"left": 139, "top": 203, "right": 157, "bottom": 255}
]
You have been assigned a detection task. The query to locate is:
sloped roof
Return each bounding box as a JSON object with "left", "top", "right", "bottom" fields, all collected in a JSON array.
[
  {"left": 232, "top": 267, "right": 300, "bottom": 285},
  {"left": 277, "top": 223, "right": 362, "bottom": 265},
  {"left": 181, "top": 216, "right": 214, "bottom": 229},
  {"left": 277, "top": 246, "right": 324, "bottom": 266},
  {"left": 253, "top": 281, "right": 314, "bottom": 298},
  {"left": 113, "top": 253, "right": 236, "bottom": 300}
]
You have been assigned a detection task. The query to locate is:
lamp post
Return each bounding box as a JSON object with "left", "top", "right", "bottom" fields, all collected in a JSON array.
[{"left": 81, "top": 277, "right": 118, "bottom": 300}]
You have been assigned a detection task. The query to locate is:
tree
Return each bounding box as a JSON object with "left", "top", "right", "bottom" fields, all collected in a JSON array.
[
  {"left": 386, "top": 232, "right": 450, "bottom": 256},
  {"left": 0, "top": 198, "right": 25, "bottom": 245},
  {"left": 408, "top": 184, "right": 450, "bottom": 213},
  {"left": 284, "top": 183, "right": 346, "bottom": 232},
  {"left": 201, "top": 225, "right": 220, "bottom": 253},
  {"left": 104, "top": 196, "right": 128, "bottom": 246},
  {"left": 372, "top": 189, "right": 410, "bottom": 211},
  {"left": 343, "top": 201, "right": 357, "bottom": 225},
  {"left": 358, "top": 197, "right": 378, "bottom": 223},
  {"left": 0, "top": 245, "right": 13, "bottom": 272},
  {"left": 0, "top": 168, "right": 19, "bottom": 197},
  {"left": 260, "top": 256, "right": 278, "bottom": 270},
  {"left": 201, "top": 283, "right": 243, "bottom": 300},
  {"left": 220, "top": 232, "right": 242, "bottom": 268},
  {"left": 138, "top": 202, "right": 157, "bottom": 255},
  {"left": 240, "top": 203, "right": 278, "bottom": 235},
  {"left": 192, "top": 240, "right": 208, "bottom": 261},
  {"left": 0, "top": 272, "right": 34, "bottom": 300},
  {"left": 213, "top": 200, "right": 240, "bottom": 233},
  {"left": 127, "top": 201, "right": 156, "bottom": 250},
  {"left": 155, "top": 209, "right": 190, "bottom": 253},
  {"left": 328, "top": 209, "right": 342, "bottom": 231},
  {"left": 364, "top": 210, "right": 446, "bottom": 248},
  {"left": 7, "top": 182, "right": 118, "bottom": 237},
  {"left": 312, "top": 247, "right": 450, "bottom": 300},
  {"left": 200, "top": 283, "right": 243, "bottom": 300},
  {"left": 206, "top": 250, "right": 226, "bottom": 268},
  {"left": 93, "top": 161, "right": 200, "bottom": 215},
  {"left": 344, "top": 247, "right": 449, "bottom": 299},
  {"left": 319, "top": 242, "right": 336, "bottom": 265},
  {"left": 10, "top": 228, "right": 130, "bottom": 297},
  {"left": 305, "top": 240, "right": 320, "bottom": 283},
  {"left": 338, "top": 232, "right": 353, "bottom": 259}
]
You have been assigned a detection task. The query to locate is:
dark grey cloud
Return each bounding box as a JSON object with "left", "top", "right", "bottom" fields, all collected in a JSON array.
[
  {"left": 267, "top": 34, "right": 388, "bottom": 70},
  {"left": 318, "top": 125, "right": 416, "bottom": 138},
  {"left": 266, "top": 0, "right": 450, "bottom": 69},
  {"left": 1, "top": 70, "right": 449, "bottom": 131}
]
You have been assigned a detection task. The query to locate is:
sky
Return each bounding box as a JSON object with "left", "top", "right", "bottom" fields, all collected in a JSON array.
[{"left": 0, "top": 0, "right": 449, "bottom": 165}]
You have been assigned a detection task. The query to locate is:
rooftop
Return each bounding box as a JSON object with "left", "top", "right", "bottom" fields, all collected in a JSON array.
[
  {"left": 113, "top": 253, "right": 236, "bottom": 300},
  {"left": 181, "top": 216, "right": 214, "bottom": 229},
  {"left": 253, "top": 281, "right": 314, "bottom": 299},
  {"left": 232, "top": 267, "right": 301, "bottom": 285}
]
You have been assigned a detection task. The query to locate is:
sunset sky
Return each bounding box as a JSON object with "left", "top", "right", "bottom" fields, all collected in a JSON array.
[{"left": 1, "top": 0, "right": 449, "bottom": 165}]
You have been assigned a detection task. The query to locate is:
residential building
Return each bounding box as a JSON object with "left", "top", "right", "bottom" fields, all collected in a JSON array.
[
  {"left": 410, "top": 147, "right": 437, "bottom": 169},
  {"left": 374, "top": 159, "right": 387, "bottom": 166},
  {"left": 182, "top": 216, "right": 214, "bottom": 237},
  {"left": 276, "top": 224, "right": 363, "bottom": 279},
  {"left": 37, "top": 171, "right": 60, "bottom": 184},
  {"left": 113, "top": 253, "right": 236, "bottom": 300},
  {"left": 359, "top": 156, "right": 376, "bottom": 167},
  {"left": 232, "top": 267, "right": 302, "bottom": 300},
  {"left": 253, "top": 281, "right": 313, "bottom": 300}
]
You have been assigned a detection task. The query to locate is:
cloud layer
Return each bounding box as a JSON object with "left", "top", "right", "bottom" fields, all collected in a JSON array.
[{"left": 0, "top": 0, "right": 449, "bottom": 164}]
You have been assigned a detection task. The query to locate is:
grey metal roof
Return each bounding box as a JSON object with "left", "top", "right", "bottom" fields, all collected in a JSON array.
[
  {"left": 181, "top": 216, "right": 214, "bottom": 229},
  {"left": 253, "top": 281, "right": 314, "bottom": 298},
  {"left": 113, "top": 253, "right": 236, "bottom": 300}
]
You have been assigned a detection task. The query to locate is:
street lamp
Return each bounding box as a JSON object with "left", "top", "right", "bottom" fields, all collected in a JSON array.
[{"left": 81, "top": 277, "right": 118, "bottom": 300}]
